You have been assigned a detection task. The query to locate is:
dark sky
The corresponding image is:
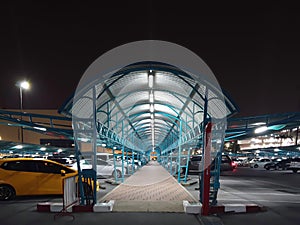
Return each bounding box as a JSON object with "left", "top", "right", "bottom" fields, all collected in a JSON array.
[{"left": 0, "top": 1, "right": 299, "bottom": 117}]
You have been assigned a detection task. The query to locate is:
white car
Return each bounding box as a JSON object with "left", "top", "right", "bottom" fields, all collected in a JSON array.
[
  {"left": 97, "top": 153, "right": 136, "bottom": 173},
  {"left": 250, "top": 158, "right": 272, "bottom": 168},
  {"left": 107, "top": 158, "right": 137, "bottom": 173},
  {"left": 71, "top": 159, "right": 123, "bottom": 178}
]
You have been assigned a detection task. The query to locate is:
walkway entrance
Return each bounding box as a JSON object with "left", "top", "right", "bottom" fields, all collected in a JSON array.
[
  {"left": 61, "top": 41, "right": 237, "bottom": 211},
  {"left": 99, "top": 161, "right": 197, "bottom": 212}
]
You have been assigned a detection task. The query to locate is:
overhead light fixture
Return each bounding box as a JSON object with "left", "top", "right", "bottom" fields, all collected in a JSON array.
[
  {"left": 252, "top": 122, "right": 266, "bottom": 126},
  {"left": 150, "top": 104, "right": 154, "bottom": 113},
  {"left": 148, "top": 70, "right": 154, "bottom": 88},
  {"left": 34, "top": 127, "right": 47, "bottom": 131},
  {"left": 14, "top": 145, "right": 23, "bottom": 149},
  {"left": 149, "top": 91, "right": 154, "bottom": 103},
  {"left": 254, "top": 126, "right": 268, "bottom": 134},
  {"left": 40, "top": 147, "right": 46, "bottom": 151},
  {"left": 151, "top": 125, "right": 155, "bottom": 147}
]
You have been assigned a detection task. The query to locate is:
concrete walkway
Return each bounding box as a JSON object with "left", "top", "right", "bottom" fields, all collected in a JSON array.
[
  {"left": 99, "top": 161, "right": 197, "bottom": 212},
  {"left": 0, "top": 161, "right": 224, "bottom": 225}
]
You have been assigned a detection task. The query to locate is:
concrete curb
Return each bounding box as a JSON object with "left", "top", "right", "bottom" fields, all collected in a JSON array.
[{"left": 183, "top": 200, "right": 202, "bottom": 214}]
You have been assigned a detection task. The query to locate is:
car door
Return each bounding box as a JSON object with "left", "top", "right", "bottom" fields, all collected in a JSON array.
[
  {"left": 189, "top": 155, "right": 202, "bottom": 172},
  {"left": 96, "top": 159, "right": 114, "bottom": 176},
  {"left": 260, "top": 158, "right": 271, "bottom": 167},
  {"left": 220, "top": 155, "right": 233, "bottom": 171},
  {"left": 0, "top": 160, "right": 39, "bottom": 196},
  {"left": 35, "top": 160, "right": 65, "bottom": 195}
]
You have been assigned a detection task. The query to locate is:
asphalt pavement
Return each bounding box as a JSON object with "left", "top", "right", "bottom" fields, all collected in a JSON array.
[
  {"left": 1, "top": 165, "right": 299, "bottom": 225},
  {"left": 0, "top": 198, "right": 223, "bottom": 225}
]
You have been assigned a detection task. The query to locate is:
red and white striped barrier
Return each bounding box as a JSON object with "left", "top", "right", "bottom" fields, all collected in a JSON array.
[
  {"left": 182, "top": 201, "right": 265, "bottom": 215},
  {"left": 37, "top": 200, "right": 115, "bottom": 213},
  {"left": 209, "top": 204, "right": 266, "bottom": 214}
]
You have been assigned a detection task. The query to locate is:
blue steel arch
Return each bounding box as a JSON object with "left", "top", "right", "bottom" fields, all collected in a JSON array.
[
  {"left": 62, "top": 61, "right": 237, "bottom": 153},
  {"left": 62, "top": 56, "right": 238, "bottom": 205}
]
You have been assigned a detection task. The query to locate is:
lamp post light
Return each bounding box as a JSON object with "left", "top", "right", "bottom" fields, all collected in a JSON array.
[{"left": 17, "top": 80, "right": 30, "bottom": 143}]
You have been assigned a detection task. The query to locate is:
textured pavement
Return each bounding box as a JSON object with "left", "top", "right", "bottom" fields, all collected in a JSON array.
[
  {"left": 99, "top": 161, "right": 197, "bottom": 212},
  {"left": 0, "top": 161, "right": 224, "bottom": 225}
]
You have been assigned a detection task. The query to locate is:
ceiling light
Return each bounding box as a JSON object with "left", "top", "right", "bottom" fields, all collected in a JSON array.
[
  {"left": 148, "top": 72, "right": 154, "bottom": 88},
  {"left": 149, "top": 91, "right": 154, "bottom": 103},
  {"left": 254, "top": 126, "right": 268, "bottom": 134},
  {"left": 34, "top": 127, "right": 47, "bottom": 131},
  {"left": 150, "top": 104, "right": 154, "bottom": 113},
  {"left": 252, "top": 122, "right": 266, "bottom": 126},
  {"left": 14, "top": 145, "right": 23, "bottom": 149}
]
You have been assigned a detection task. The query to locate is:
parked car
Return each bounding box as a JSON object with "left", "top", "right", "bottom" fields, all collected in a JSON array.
[
  {"left": 0, "top": 158, "right": 78, "bottom": 200},
  {"left": 232, "top": 158, "right": 244, "bottom": 167},
  {"left": 249, "top": 158, "right": 272, "bottom": 168},
  {"left": 46, "top": 156, "right": 74, "bottom": 166},
  {"left": 218, "top": 154, "right": 236, "bottom": 171},
  {"left": 232, "top": 157, "right": 250, "bottom": 167},
  {"left": 106, "top": 158, "right": 137, "bottom": 174},
  {"left": 124, "top": 156, "right": 142, "bottom": 167},
  {"left": 96, "top": 153, "right": 114, "bottom": 162},
  {"left": 187, "top": 155, "right": 202, "bottom": 173},
  {"left": 264, "top": 158, "right": 291, "bottom": 170},
  {"left": 286, "top": 158, "right": 300, "bottom": 173},
  {"left": 96, "top": 153, "right": 138, "bottom": 173},
  {"left": 71, "top": 159, "right": 123, "bottom": 178},
  {"left": 70, "top": 159, "right": 93, "bottom": 170},
  {"left": 166, "top": 158, "right": 186, "bottom": 175},
  {"left": 187, "top": 154, "right": 235, "bottom": 174}
]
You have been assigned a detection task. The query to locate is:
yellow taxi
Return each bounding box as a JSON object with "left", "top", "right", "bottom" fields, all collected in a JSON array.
[{"left": 0, "top": 158, "right": 81, "bottom": 200}]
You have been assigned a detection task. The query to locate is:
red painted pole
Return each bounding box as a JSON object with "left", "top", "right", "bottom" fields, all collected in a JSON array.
[{"left": 201, "top": 122, "right": 212, "bottom": 216}]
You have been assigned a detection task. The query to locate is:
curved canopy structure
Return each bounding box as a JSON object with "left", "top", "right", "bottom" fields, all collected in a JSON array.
[{"left": 60, "top": 61, "right": 237, "bottom": 154}]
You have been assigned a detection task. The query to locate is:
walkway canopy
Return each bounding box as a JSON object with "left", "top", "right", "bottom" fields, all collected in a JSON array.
[{"left": 59, "top": 41, "right": 238, "bottom": 156}]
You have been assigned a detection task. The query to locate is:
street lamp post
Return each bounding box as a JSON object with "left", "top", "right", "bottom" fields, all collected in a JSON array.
[{"left": 17, "top": 81, "right": 30, "bottom": 143}]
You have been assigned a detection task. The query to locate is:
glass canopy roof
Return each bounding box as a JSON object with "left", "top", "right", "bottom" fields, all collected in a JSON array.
[{"left": 60, "top": 61, "right": 237, "bottom": 153}]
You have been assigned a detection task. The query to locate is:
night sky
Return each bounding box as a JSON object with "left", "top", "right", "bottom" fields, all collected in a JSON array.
[{"left": 0, "top": 1, "right": 299, "bottom": 117}]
